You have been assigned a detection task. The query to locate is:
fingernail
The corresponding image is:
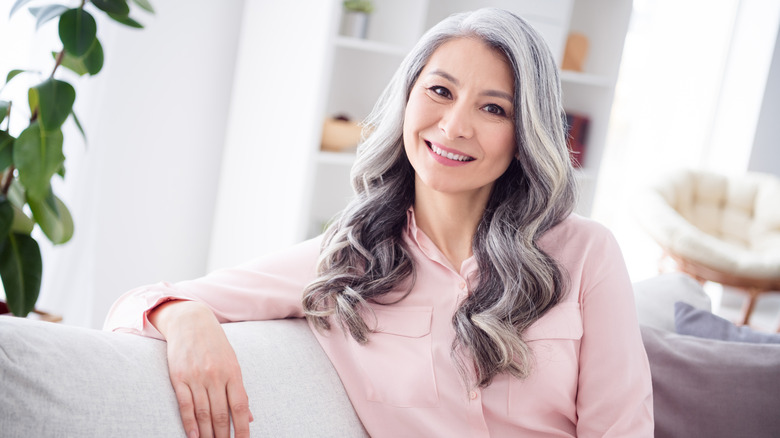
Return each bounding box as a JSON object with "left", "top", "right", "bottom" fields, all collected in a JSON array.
[
  {"left": 189, "top": 430, "right": 198, "bottom": 438},
  {"left": 250, "top": 411, "right": 255, "bottom": 423}
]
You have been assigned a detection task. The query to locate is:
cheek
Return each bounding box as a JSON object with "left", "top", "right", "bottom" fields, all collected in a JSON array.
[
  {"left": 491, "top": 128, "right": 517, "bottom": 163},
  {"left": 402, "top": 96, "right": 426, "bottom": 147}
]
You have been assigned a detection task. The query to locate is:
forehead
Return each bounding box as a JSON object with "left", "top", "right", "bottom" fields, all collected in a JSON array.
[{"left": 421, "top": 37, "right": 514, "bottom": 91}]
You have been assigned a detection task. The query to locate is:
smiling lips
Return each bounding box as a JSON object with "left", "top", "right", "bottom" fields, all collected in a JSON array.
[{"left": 425, "top": 140, "right": 475, "bottom": 166}]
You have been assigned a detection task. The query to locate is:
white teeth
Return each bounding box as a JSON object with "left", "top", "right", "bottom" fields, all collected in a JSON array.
[{"left": 430, "top": 143, "right": 472, "bottom": 162}]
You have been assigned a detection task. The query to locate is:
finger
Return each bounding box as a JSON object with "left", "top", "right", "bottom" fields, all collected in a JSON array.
[
  {"left": 191, "top": 385, "right": 215, "bottom": 438},
  {"left": 172, "top": 381, "right": 201, "bottom": 438},
  {"left": 227, "top": 378, "right": 252, "bottom": 438},
  {"left": 207, "top": 384, "right": 232, "bottom": 438}
]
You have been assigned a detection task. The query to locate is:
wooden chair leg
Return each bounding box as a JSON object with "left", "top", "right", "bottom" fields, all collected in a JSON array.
[{"left": 738, "top": 288, "right": 763, "bottom": 326}]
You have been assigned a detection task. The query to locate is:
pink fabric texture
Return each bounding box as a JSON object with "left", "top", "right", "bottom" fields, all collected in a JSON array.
[{"left": 104, "top": 212, "right": 653, "bottom": 437}]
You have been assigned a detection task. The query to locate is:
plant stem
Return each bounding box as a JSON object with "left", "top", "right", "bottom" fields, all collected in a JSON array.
[
  {"left": 50, "top": 50, "right": 65, "bottom": 79},
  {"left": 1, "top": 165, "right": 15, "bottom": 196}
]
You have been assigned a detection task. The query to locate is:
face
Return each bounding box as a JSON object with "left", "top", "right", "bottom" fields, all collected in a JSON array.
[{"left": 403, "top": 37, "right": 516, "bottom": 202}]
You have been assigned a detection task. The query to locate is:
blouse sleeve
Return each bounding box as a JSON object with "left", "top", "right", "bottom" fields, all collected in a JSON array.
[
  {"left": 575, "top": 227, "right": 654, "bottom": 437},
  {"left": 103, "top": 236, "right": 322, "bottom": 339}
]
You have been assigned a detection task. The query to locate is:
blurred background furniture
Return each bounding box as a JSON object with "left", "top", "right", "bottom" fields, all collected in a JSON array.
[{"left": 635, "top": 169, "right": 780, "bottom": 330}]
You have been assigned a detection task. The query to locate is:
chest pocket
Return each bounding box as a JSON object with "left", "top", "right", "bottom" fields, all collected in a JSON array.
[
  {"left": 524, "top": 301, "right": 583, "bottom": 342},
  {"left": 508, "top": 302, "right": 583, "bottom": 419},
  {"left": 351, "top": 305, "right": 439, "bottom": 408}
]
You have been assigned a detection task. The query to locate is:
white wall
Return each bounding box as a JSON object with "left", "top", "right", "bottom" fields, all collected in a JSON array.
[
  {"left": 749, "top": 19, "right": 780, "bottom": 176},
  {"left": 207, "top": 0, "right": 338, "bottom": 270},
  {"left": 35, "top": 0, "right": 246, "bottom": 327},
  {"left": 704, "top": 0, "right": 780, "bottom": 174}
]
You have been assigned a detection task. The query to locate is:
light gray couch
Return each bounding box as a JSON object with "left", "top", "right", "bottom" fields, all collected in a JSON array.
[{"left": 2, "top": 273, "right": 779, "bottom": 437}]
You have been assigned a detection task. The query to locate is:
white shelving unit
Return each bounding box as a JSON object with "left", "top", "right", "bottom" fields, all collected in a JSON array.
[{"left": 302, "top": 0, "right": 632, "bottom": 239}]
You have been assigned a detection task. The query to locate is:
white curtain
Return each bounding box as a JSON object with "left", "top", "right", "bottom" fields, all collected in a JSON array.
[{"left": 592, "top": 0, "right": 780, "bottom": 282}]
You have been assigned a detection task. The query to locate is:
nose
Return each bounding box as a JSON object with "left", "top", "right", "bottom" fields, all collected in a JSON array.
[{"left": 438, "top": 102, "right": 473, "bottom": 140}]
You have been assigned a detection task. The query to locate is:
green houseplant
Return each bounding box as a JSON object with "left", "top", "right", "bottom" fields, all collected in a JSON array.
[
  {"left": 343, "top": 0, "right": 374, "bottom": 14},
  {"left": 0, "top": 0, "right": 154, "bottom": 317}
]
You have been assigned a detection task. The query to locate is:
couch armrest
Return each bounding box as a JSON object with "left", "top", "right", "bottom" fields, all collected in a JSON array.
[{"left": 0, "top": 317, "right": 367, "bottom": 437}]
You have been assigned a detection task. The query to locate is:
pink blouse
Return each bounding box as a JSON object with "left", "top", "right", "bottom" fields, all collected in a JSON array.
[{"left": 105, "top": 212, "right": 653, "bottom": 437}]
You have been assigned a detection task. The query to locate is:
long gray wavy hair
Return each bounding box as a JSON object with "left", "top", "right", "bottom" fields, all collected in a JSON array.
[{"left": 303, "top": 8, "right": 577, "bottom": 387}]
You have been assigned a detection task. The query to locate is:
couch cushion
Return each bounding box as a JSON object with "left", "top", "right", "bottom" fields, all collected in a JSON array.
[
  {"left": 0, "top": 317, "right": 367, "bottom": 437},
  {"left": 674, "top": 301, "right": 780, "bottom": 344},
  {"left": 633, "top": 272, "right": 711, "bottom": 332},
  {"left": 641, "top": 325, "right": 780, "bottom": 438}
]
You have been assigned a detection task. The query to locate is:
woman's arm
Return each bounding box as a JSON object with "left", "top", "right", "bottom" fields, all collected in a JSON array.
[
  {"left": 104, "top": 236, "right": 322, "bottom": 337},
  {"left": 575, "top": 229, "right": 654, "bottom": 437},
  {"left": 149, "top": 300, "right": 252, "bottom": 438},
  {"left": 104, "top": 236, "right": 321, "bottom": 438}
]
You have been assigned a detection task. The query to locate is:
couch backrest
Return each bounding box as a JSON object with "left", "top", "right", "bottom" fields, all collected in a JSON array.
[{"left": 0, "top": 317, "right": 368, "bottom": 438}]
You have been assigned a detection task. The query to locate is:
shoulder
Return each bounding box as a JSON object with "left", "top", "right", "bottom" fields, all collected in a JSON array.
[
  {"left": 237, "top": 235, "right": 323, "bottom": 273},
  {"left": 538, "top": 213, "right": 617, "bottom": 252},
  {"left": 537, "top": 214, "right": 626, "bottom": 288}
]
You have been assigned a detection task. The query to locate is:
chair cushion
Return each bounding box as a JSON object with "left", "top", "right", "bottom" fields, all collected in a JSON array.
[{"left": 635, "top": 169, "right": 780, "bottom": 279}]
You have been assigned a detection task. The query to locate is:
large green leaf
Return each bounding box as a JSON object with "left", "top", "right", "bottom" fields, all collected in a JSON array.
[
  {"left": 0, "top": 101, "right": 9, "bottom": 125},
  {"left": 92, "top": 0, "right": 130, "bottom": 16},
  {"left": 11, "top": 205, "right": 34, "bottom": 234},
  {"left": 29, "top": 189, "right": 74, "bottom": 245},
  {"left": 1, "top": 70, "right": 30, "bottom": 94},
  {"left": 5, "top": 69, "right": 25, "bottom": 84},
  {"left": 107, "top": 13, "right": 143, "bottom": 28},
  {"left": 58, "top": 8, "right": 97, "bottom": 57},
  {"left": 29, "top": 78, "right": 75, "bottom": 131},
  {"left": 0, "top": 130, "right": 13, "bottom": 170},
  {"left": 56, "top": 38, "right": 104, "bottom": 76},
  {"left": 13, "top": 122, "right": 65, "bottom": 201},
  {"left": 0, "top": 232, "right": 42, "bottom": 317},
  {"left": 131, "top": 0, "right": 155, "bottom": 13},
  {"left": 0, "top": 197, "right": 13, "bottom": 238},
  {"left": 7, "top": 180, "right": 25, "bottom": 209}
]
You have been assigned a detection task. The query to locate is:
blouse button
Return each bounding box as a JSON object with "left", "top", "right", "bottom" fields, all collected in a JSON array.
[
  {"left": 459, "top": 282, "right": 467, "bottom": 290},
  {"left": 469, "top": 390, "right": 478, "bottom": 400}
]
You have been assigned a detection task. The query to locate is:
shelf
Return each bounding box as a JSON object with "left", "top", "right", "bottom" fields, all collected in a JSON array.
[
  {"left": 334, "top": 36, "right": 409, "bottom": 57},
  {"left": 559, "top": 70, "right": 612, "bottom": 87},
  {"left": 316, "top": 150, "right": 357, "bottom": 166}
]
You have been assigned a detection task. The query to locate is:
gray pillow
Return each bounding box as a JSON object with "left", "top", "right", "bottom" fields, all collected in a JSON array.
[
  {"left": 674, "top": 301, "right": 780, "bottom": 344},
  {"left": 641, "top": 325, "right": 780, "bottom": 438}
]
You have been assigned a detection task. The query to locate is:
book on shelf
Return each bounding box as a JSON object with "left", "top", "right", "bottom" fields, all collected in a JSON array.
[{"left": 565, "top": 112, "right": 589, "bottom": 168}]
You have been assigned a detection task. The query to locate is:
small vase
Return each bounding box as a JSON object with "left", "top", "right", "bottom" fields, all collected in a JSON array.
[{"left": 341, "top": 11, "right": 370, "bottom": 39}]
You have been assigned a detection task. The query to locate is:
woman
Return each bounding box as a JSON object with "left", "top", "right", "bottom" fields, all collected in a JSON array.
[{"left": 105, "top": 8, "right": 653, "bottom": 438}]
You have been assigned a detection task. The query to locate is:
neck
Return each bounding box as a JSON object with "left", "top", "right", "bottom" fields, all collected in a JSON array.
[{"left": 413, "top": 177, "right": 491, "bottom": 270}]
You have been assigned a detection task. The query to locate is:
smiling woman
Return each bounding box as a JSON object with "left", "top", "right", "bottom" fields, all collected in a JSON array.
[
  {"left": 106, "top": 7, "right": 653, "bottom": 438},
  {"left": 404, "top": 38, "right": 516, "bottom": 205}
]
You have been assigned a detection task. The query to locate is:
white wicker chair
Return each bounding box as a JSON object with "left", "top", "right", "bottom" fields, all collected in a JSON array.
[{"left": 635, "top": 169, "right": 780, "bottom": 330}]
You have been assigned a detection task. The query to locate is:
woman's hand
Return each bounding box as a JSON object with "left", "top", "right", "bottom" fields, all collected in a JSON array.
[{"left": 149, "top": 300, "right": 253, "bottom": 438}]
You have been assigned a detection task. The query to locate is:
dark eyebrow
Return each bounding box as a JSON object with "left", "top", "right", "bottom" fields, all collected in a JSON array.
[
  {"left": 483, "top": 89, "right": 513, "bottom": 103},
  {"left": 429, "top": 69, "right": 460, "bottom": 85},
  {"left": 427, "top": 69, "right": 513, "bottom": 104}
]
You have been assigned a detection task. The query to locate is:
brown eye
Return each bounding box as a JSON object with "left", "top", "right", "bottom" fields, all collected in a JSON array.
[
  {"left": 428, "top": 86, "right": 452, "bottom": 99},
  {"left": 483, "top": 103, "right": 506, "bottom": 116}
]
